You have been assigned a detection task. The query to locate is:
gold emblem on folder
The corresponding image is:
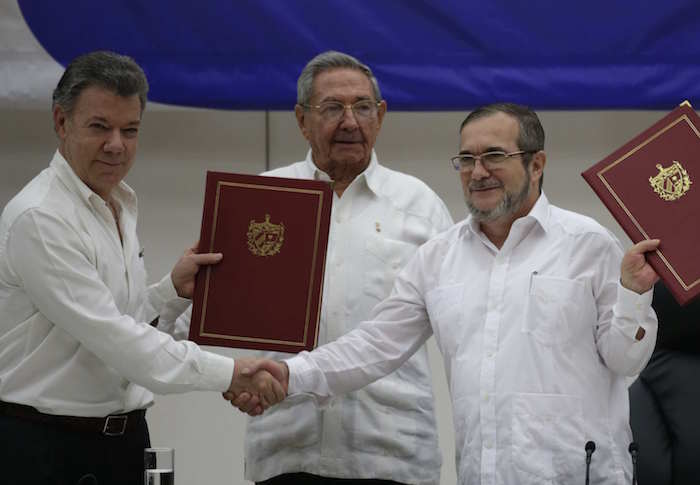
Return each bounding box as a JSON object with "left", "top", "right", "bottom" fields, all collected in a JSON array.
[
  {"left": 247, "top": 214, "right": 285, "bottom": 256},
  {"left": 649, "top": 161, "right": 692, "bottom": 201}
]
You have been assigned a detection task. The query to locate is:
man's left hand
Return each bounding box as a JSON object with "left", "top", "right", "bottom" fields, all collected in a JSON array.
[
  {"left": 620, "top": 239, "right": 660, "bottom": 294},
  {"left": 171, "top": 242, "right": 223, "bottom": 298}
]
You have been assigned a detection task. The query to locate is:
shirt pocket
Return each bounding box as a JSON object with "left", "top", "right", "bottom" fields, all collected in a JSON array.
[
  {"left": 342, "top": 390, "right": 423, "bottom": 458},
  {"left": 511, "top": 393, "right": 584, "bottom": 482},
  {"left": 362, "top": 235, "right": 417, "bottom": 301},
  {"left": 522, "top": 275, "right": 587, "bottom": 347},
  {"left": 425, "top": 283, "right": 464, "bottom": 358},
  {"left": 245, "top": 395, "right": 320, "bottom": 457}
]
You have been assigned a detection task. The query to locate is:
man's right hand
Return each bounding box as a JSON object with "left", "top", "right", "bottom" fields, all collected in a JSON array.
[{"left": 223, "top": 358, "right": 289, "bottom": 416}]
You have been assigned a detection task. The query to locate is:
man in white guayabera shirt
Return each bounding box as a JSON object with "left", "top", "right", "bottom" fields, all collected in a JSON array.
[
  {"left": 238, "top": 103, "right": 661, "bottom": 485},
  {"left": 223, "top": 51, "right": 453, "bottom": 485},
  {"left": 0, "top": 50, "right": 283, "bottom": 485}
]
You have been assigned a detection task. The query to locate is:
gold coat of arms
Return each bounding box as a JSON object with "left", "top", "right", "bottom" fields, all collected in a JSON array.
[
  {"left": 649, "top": 161, "right": 692, "bottom": 201},
  {"left": 247, "top": 214, "right": 285, "bottom": 256}
]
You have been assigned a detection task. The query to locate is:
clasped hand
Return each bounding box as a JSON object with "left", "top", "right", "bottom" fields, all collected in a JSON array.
[{"left": 223, "top": 358, "right": 289, "bottom": 416}]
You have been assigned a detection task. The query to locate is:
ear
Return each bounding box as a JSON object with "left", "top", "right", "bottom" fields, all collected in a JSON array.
[
  {"left": 376, "top": 100, "right": 387, "bottom": 131},
  {"left": 294, "top": 104, "right": 311, "bottom": 141},
  {"left": 53, "top": 105, "right": 69, "bottom": 139},
  {"left": 530, "top": 150, "right": 546, "bottom": 186}
]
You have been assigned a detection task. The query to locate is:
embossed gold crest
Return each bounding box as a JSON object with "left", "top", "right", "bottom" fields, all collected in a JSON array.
[
  {"left": 649, "top": 161, "right": 692, "bottom": 201},
  {"left": 247, "top": 214, "right": 285, "bottom": 256}
]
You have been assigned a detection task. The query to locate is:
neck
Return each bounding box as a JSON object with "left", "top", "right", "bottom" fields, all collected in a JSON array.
[
  {"left": 332, "top": 180, "right": 349, "bottom": 197},
  {"left": 480, "top": 219, "right": 513, "bottom": 249},
  {"left": 313, "top": 155, "right": 370, "bottom": 198},
  {"left": 479, "top": 191, "right": 540, "bottom": 248},
  {"left": 107, "top": 198, "right": 124, "bottom": 245}
]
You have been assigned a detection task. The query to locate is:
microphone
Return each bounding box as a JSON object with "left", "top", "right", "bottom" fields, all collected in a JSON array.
[
  {"left": 585, "top": 441, "right": 596, "bottom": 485},
  {"left": 629, "top": 442, "right": 639, "bottom": 485}
]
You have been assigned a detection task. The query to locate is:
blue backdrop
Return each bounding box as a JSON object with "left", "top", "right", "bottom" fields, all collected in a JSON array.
[{"left": 18, "top": 0, "right": 700, "bottom": 110}]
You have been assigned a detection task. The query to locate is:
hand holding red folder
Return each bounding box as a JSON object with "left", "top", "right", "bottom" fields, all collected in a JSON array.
[
  {"left": 170, "top": 242, "right": 223, "bottom": 298},
  {"left": 621, "top": 239, "right": 660, "bottom": 295},
  {"left": 582, "top": 103, "right": 700, "bottom": 305},
  {"left": 189, "top": 172, "right": 332, "bottom": 352}
]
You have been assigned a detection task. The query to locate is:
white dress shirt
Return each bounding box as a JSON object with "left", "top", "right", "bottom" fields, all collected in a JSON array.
[
  {"left": 0, "top": 151, "right": 233, "bottom": 417},
  {"left": 287, "top": 193, "right": 657, "bottom": 485},
  {"left": 244, "top": 151, "right": 453, "bottom": 483}
]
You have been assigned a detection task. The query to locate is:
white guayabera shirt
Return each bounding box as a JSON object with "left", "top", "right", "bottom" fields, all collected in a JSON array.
[
  {"left": 0, "top": 151, "right": 233, "bottom": 417},
  {"left": 287, "top": 193, "right": 658, "bottom": 485},
  {"left": 245, "top": 150, "right": 454, "bottom": 484}
]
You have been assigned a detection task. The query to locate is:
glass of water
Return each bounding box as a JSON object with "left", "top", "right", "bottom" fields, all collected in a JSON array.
[{"left": 144, "top": 447, "right": 174, "bottom": 485}]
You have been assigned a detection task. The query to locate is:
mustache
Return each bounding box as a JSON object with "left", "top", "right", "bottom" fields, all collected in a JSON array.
[{"left": 469, "top": 179, "right": 502, "bottom": 191}]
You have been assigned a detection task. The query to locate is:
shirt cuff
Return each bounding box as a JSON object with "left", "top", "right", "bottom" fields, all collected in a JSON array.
[
  {"left": 284, "top": 353, "right": 335, "bottom": 408},
  {"left": 615, "top": 282, "right": 656, "bottom": 338},
  {"left": 284, "top": 354, "right": 312, "bottom": 395},
  {"left": 200, "top": 351, "right": 235, "bottom": 392},
  {"left": 152, "top": 273, "right": 180, "bottom": 304},
  {"left": 162, "top": 296, "right": 191, "bottom": 318}
]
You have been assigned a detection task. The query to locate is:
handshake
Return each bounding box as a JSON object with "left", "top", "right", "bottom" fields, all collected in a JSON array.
[{"left": 223, "top": 358, "right": 289, "bottom": 416}]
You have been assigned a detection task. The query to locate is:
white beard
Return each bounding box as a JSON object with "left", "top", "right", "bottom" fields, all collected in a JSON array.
[{"left": 466, "top": 169, "right": 531, "bottom": 222}]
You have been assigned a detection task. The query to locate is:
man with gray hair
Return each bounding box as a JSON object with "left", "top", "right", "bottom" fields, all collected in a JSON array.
[
  {"left": 241, "top": 50, "right": 453, "bottom": 484},
  {"left": 0, "top": 50, "right": 283, "bottom": 485}
]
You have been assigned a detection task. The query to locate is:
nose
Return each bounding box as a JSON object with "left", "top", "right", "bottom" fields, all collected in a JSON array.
[
  {"left": 469, "top": 158, "right": 490, "bottom": 179},
  {"left": 338, "top": 105, "right": 359, "bottom": 129},
  {"left": 103, "top": 129, "right": 125, "bottom": 153}
]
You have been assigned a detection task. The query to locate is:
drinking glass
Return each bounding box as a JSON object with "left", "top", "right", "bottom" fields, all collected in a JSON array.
[{"left": 144, "top": 447, "right": 174, "bottom": 485}]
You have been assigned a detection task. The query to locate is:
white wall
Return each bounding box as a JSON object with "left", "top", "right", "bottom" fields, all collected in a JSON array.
[{"left": 0, "top": 106, "right": 663, "bottom": 484}]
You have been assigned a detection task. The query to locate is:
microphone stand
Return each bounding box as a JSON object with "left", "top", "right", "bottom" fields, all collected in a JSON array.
[
  {"left": 585, "top": 441, "right": 596, "bottom": 485},
  {"left": 629, "top": 442, "right": 639, "bottom": 485}
]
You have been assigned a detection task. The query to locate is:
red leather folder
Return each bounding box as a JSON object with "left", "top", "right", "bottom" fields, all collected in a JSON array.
[
  {"left": 190, "top": 171, "right": 332, "bottom": 351},
  {"left": 582, "top": 102, "right": 700, "bottom": 305}
]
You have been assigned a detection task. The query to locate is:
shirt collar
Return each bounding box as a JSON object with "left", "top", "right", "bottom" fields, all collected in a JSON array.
[
  {"left": 461, "top": 192, "right": 551, "bottom": 238},
  {"left": 303, "top": 149, "right": 381, "bottom": 196},
  {"left": 50, "top": 149, "right": 138, "bottom": 211}
]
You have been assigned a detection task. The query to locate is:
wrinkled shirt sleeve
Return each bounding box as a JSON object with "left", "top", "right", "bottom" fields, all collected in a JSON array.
[
  {"left": 287, "top": 253, "right": 434, "bottom": 400},
  {"left": 7, "top": 208, "right": 233, "bottom": 394},
  {"left": 589, "top": 233, "right": 657, "bottom": 376}
]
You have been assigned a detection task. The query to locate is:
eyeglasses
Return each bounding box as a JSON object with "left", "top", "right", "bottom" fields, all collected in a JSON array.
[
  {"left": 449, "top": 150, "right": 536, "bottom": 171},
  {"left": 303, "top": 100, "right": 381, "bottom": 122}
]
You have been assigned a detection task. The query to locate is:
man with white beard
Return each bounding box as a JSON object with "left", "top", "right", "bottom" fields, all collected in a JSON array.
[{"left": 239, "top": 103, "right": 661, "bottom": 485}]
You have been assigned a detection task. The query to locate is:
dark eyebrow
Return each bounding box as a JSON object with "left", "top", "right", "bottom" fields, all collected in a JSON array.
[
  {"left": 87, "top": 116, "right": 140, "bottom": 126},
  {"left": 458, "top": 146, "right": 507, "bottom": 155}
]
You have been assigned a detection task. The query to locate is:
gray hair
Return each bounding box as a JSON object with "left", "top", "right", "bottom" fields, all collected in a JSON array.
[
  {"left": 52, "top": 50, "right": 149, "bottom": 115},
  {"left": 460, "top": 103, "right": 545, "bottom": 153},
  {"left": 297, "top": 50, "right": 382, "bottom": 106}
]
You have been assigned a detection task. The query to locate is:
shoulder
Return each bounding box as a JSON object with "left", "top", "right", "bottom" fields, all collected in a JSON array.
[
  {"left": 2, "top": 168, "right": 60, "bottom": 227},
  {"left": 548, "top": 204, "right": 620, "bottom": 247},
  {"left": 372, "top": 164, "right": 449, "bottom": 218},
  {"left": 417, "top": 219, "right": 465, "bottom": 255},
  {"left": 261, "top": 161, "right": 306, "bottom": 178},
  {"left": 1, "top": 165, "right": 84, "bottom": 242}
]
